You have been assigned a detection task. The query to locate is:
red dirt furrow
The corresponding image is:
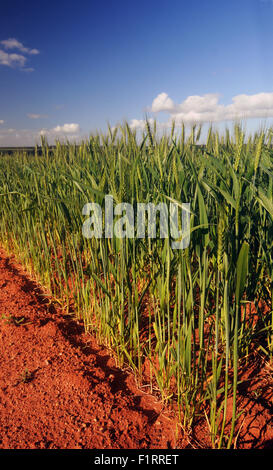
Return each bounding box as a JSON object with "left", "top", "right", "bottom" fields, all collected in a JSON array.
[{"left": 0, "top": 248, "right": 184, "bottom": 449}]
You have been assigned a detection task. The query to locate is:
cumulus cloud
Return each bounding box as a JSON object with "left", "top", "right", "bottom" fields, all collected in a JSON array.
[
  {"left": 52, "top": 123, "right": 80, "bottom": 133},
  {"left": 151, "top": 92, "right": 175, "bottom": 113},
  {"left": 0, "top": 49, "right": 27, "bottom": 67},
  {"left": 39, "top": 123, "right": 81, "bottom": 140},
  {"left": 0, "top": 38, "right": 39, "bottom": 70},
  {"left": 130, "top": 91, "right": 273, "bottom": 129},
  {"left": 129, "top": 118, "right": 155, "bottom": 130},
  {"left": 1, "top": 38, "right": 39, "bottom": 55},
  {"left": 27, "top": 113, "right": 48, "bottom": 119}
]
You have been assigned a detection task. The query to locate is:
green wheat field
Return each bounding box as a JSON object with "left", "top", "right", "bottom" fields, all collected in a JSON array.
[{"left": 0, "top": 121, "right": 272, "bottom": 448}]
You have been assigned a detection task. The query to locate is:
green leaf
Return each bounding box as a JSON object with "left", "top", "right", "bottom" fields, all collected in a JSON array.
[{"left": 235, "top": 242, "right": 249, "bottom": 305}]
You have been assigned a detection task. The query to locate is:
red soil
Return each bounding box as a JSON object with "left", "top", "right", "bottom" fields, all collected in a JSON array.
[
  {"left": 0, "top": 248, "right": 185, "bottom": 449},
  {"left": 0, "top": 247, "right": 272, "bottom": 449}
]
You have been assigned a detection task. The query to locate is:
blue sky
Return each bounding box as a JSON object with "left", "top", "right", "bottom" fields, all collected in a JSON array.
[{"left": 1, "top": 0, "right": 273, "bottom": 144}]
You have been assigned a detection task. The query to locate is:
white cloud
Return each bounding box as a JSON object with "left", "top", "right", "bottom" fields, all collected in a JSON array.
[
  {"left": 151, "top": 92, "right": 175, "bottom": 113},
  {"left": 130, "top": 91, "right": 273, "bottom": 128},
  {"left": 0, "top": 49, "right": 27, "bottom": 67},
  {"left": 0, "top": 123, "right": 81, "bottom": 146},
  {"left": 129, "top": 118, "right": 155, "bottom": 130},
  {"left": 0, "top": 38, "right": 39, "bottom": 70},
  {"left": 0, "top": 128, "right": 39, "bottom": 146},
  {"left": 52, "top": 123, "right": 80, "bottom": 133},
  {"left": 0, "top": 120, "right": 4, "bottom": 124},
  {"left": 39, "top": 123, "right": 81, "bottom": 141},
  {"left": 27, "top": 113, "right": 48, "bottom": 119},
  {"left": 1, "top": 38, "right": 39, "bottom": 55}
]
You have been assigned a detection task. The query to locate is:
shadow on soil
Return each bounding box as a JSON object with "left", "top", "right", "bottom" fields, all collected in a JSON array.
[
  {"left": 58, "top": 315, "right": 162, "bottom": 426},
  {"left": 2, "top": 253, "right": 163, "bottom": 428}
]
